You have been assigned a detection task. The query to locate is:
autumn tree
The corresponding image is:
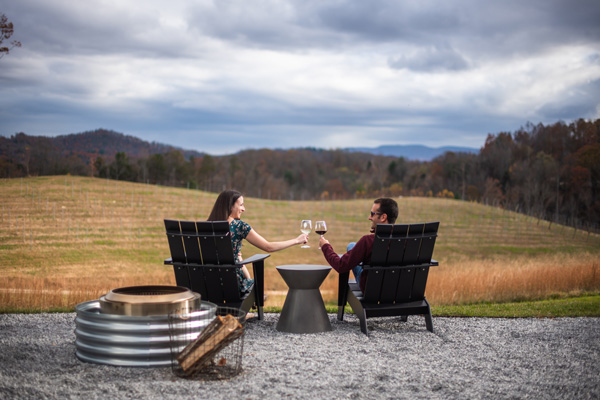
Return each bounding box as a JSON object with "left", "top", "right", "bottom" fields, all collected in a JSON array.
[
  {"left": 0, "top": 13, "right": 21, "bottom": 59},
  {"left": 164, "top": 150, "right": 188, "bottom": 186},
  {"left": 147, "top": 154, "right": 167, "bottom": 184},
  {"left": 386, "top": 158, "right": 407, "bottom": 186},
  {"left": 110, "top": 152, "right": 133, "bottom": 181},
  {"left": 574, "top": 143, "right": 600, "bottom": 220},
  {"left": 197, "top": 155, "right": 216, "bottom": 191},
  {"left": 93, "top": 157, "right": 108, "bottom": 178}
]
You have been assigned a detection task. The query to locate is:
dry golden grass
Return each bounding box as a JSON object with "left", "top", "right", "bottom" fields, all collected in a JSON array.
[
  {"left": 1, "top": 175, "right": 599, "bottom": 311},
  {"left": 427, "top": 253, "right": 599, "bottom": 305}
]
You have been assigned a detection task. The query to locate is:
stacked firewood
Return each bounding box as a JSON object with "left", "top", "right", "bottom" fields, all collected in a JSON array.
[{"left": 176, "top": 314, "right": 244, "bottom": 374}]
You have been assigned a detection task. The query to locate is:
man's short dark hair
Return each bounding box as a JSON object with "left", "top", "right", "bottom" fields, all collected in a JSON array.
[{"left": 374, "top": 197, "right": 398, "bottom": 224}]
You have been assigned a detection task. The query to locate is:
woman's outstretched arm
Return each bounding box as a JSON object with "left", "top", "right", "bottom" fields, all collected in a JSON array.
[{"left": 245, "top": 229, "right": 307, "bottom": 253}]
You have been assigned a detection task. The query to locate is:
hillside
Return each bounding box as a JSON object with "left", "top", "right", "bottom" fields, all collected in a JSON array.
[
  {"left": 1, "top": 119, "right": 599, "bottom": 233},
  {"left": 53, "top": 129, "right": 205, "bottom": 159},
  {"left": 0, "top": 129, "right": 204, "bottom": 163},
  {"left": 1, "top": 176, "right": 598, "bottom": 312},
  {"left": 1, "top": 129, "right": 477, "bottom": 163}
]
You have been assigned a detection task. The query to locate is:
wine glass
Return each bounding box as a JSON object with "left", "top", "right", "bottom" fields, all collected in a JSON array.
[
  {"left": 315, "top": 221, "right": 327, "bottom": 249},
  {"left": 300, "top": 220, "right": 312, "bottom": 248}
]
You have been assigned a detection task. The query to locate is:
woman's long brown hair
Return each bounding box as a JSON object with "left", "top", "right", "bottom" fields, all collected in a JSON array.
[{"left": 207, "top": 189, "right": 242, "bottom": 221}]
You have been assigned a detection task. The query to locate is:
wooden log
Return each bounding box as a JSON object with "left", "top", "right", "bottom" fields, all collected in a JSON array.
[{"left": 176, "top": 314, "right": 243, "bottom": 373}]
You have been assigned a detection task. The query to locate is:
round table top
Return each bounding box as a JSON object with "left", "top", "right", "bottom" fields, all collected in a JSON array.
[
  {"left": 276, "top": 265, "right": 331, "bottom": 271},
  {"left": 276, "top": 265, "right": 332, "bottom": 289}
]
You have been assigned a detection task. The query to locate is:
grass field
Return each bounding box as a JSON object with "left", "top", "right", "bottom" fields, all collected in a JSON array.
[{"left": 1, "top": 175, "right": 599, "bottom": 315}]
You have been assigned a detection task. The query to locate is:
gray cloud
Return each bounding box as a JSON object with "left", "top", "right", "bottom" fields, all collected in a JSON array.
[
  {"left": 1, "top": 0, "right": 599, "bottom": 155},
  {"left": 184, "top": 1, "right": 600, "bottom": 54},
  {"left": 537, "top": 78, "right": 600, "bottom": 121},
  {"left": 388, "top": 44, "right": 470, "bottom": 72}
]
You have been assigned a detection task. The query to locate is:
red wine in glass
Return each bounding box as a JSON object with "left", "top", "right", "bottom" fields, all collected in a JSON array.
[{"left": 315, "top": 221, "right": 327, "bottom": 248}]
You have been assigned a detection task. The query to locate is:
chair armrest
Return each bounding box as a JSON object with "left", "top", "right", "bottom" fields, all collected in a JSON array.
[
  {"left": 364, "top": 262, "right": 436, "bottom": 271},
  {"left": 164, "top": 257, "right": 173, "bottom": 265},
  {"left": 238, "top": 254, "right": 270, "bottom": 265},
  {"left": 238, "top": 253, "right": 269, "bottom": 314},
  {"left": 431, "top": 259, "right": 439, "bottom": 266}
]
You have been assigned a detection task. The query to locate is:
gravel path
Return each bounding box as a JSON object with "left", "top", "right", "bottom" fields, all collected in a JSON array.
[{"left": 1, "top": 313, "right": 598, "bottom": 399}]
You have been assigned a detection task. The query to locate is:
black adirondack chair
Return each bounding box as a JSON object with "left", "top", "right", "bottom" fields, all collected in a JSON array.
[
  {"left": 337, "top": 222, "right": 440, "bottom": 335},
  {"left": 163, "top": 219, "right": 269, "bottom": 319}
]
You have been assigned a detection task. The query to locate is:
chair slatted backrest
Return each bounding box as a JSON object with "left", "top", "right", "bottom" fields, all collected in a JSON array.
[
  {"left": 165, "top": 219, "right": 186, "bottom": 263},
  {"left": 196, "top": 221, "right": 219, "bottom": 265},
  {"left": 164, "top": 219, "right": 244, "bottom": 303},
  {"left": 379, "top": 225, "right": 406, "bottom": 303},
  {"left": 389, "top": 224, "right": 414, "bottom": 303},
  {"left": 218, "top": 267, "right": 241, "bottom": 301},
  {"left": 411, "top": 221, "right": 439, "bottom": 299},
  {"left": 204, "top": 221, "right": 239, "bottom": 304},
  {"left": 395, "top": 223, "right": 425, "bottom": 301},
  {"left": 180, "top": 221, "right": 202, "bottom": 264},
  {"left": 212, "top": 221, "right": 235, "bottom": 265},
  {"left": 201, "top": 264, "right": 224, "bottom": 302},
  {"left": 418, "top": 222, "right": 439, "bottom": 263},
  {"left": 188, "top": 264, "right": 208, "bottom": 300},
  {"left": 363, "top": 224, "right": 392, "bottom": 302},
  {"left": 387, "top": 224, "right": 409, "bottom": 265},
  {"left": 370, "top": 224, "right": 392, "bottom": 266},
  {"left": 403, "top": 223, "right": 425, "bottom": 265},
  {"left": 164, "top": 219, "right": 191, "bottom": 289},
  {"left": 364, "top": 222, "right": 439, "bottom": 304}
]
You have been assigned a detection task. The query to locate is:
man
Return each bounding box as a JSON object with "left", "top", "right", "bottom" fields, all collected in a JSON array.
[{"left": 319, "top": 197, "right": 399, "bottom": 292}]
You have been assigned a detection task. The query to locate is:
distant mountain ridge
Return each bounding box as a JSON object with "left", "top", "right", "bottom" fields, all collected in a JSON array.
[
  {"left": 346, "top": 144, "right": 479, "bottom": 161},
  {"left": 54, "top": 129, "right": 205, "bottom": 159},
  {"left": 2, "top": 129, "right": 479, "bottom": 162},
  {"left": 0, "top": 129, "right": 205, "bottom": 160}
]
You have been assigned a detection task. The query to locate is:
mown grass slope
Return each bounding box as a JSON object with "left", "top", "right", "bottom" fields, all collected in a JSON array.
[{"left": 1, "top": 176, "right": 599, "bottom": 314}]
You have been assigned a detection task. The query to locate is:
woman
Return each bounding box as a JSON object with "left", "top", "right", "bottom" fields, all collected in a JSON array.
[{"left": 207, "top": 189, "right": 308, "bottom": 295}]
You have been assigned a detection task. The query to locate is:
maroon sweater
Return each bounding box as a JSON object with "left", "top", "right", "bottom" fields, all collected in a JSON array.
[{"left": 321, "top": 234, "right": 375, "bottom": 292}]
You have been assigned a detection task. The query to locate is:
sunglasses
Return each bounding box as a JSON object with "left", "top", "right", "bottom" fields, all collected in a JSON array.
[{"left": 370, "top": 211, "right": 383, "bottom": 217}]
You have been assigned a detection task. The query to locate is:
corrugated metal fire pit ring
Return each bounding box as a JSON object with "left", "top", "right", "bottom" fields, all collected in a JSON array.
[
  {"left": 75, "top": 286, "right": 217, "bottom": 368},
  {"left": 99, "top": 285, "right": 201, "bottom": 316}
]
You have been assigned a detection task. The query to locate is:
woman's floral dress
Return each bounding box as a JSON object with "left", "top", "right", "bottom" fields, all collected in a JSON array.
[{"left": 229, "top": 219, "right": 254, "bottom": 295}]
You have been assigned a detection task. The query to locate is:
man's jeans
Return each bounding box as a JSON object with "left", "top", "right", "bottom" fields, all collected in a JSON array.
[{"left": 346, "top": 242, "right": 362, "bottom": 282}]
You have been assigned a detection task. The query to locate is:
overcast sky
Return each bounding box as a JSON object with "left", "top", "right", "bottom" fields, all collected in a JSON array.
[{"left": 1, "top": 0, "right": 599, "bottom": 155}]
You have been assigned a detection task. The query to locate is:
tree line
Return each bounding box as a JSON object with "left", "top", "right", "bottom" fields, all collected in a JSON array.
[{"left": 1, "top": 119, "right": 599, "bottom": 230}]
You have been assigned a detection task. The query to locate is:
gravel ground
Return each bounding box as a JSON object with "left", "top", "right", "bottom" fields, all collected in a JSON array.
[{"left": 0, "top": 313, "right": 598, "bottom": 399}]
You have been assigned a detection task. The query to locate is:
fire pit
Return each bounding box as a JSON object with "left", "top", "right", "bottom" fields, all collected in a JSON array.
[
  {"left": 99, "top": 285, "right": 201, "bottom": 316},
  {"left": 75, "top": 285, "right": 215, "bottom": 367}
]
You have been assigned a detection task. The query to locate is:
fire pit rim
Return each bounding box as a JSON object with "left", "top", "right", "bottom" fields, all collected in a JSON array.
[
  {"left": 102, "top": 285, "right": 196, "bottom": 304},
  {"left": 98, "top": 285, "right": 201, "bottom": 317}
]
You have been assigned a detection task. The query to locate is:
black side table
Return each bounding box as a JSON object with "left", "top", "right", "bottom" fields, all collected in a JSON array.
[{"left": 275, "top": 265, "right": 332, "bottom": 333}]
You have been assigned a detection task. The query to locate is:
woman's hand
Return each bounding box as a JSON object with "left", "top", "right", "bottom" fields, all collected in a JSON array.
[
  {"left": 319, "top": 235, "right": 330, "bottom": 248},
  {"left": 296, "top": 233, "right": 308, "bottom": 245}
]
